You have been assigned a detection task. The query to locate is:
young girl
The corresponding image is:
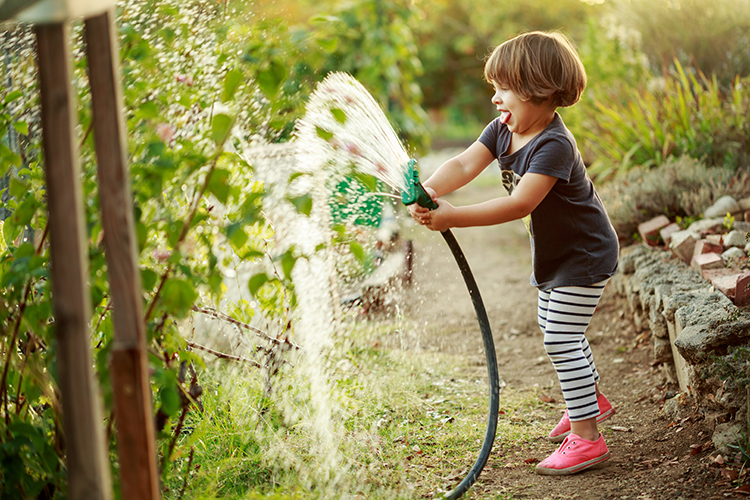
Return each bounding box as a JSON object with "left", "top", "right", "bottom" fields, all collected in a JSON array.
[{"left": 409, "top": 31, "right": 619, "bottom": 475}]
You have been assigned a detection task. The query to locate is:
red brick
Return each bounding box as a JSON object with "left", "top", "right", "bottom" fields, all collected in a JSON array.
[
  {"left": 659, "top": 223, "right": 681, "bottom": 246},
  {"left": 690, "top": 252, "right": 723, "bottom": 271},
  {"left": 703, "top": 268, "right": 743, "bottom": 298},
  {"left": 735, "top": 272, "right": 750, "bottom": 306},
  {"left": 638, "top": 215, "right": 671, "bottom": 246},
  {"left": 692, "top": 239, "right": 724, "bottom": 260}
]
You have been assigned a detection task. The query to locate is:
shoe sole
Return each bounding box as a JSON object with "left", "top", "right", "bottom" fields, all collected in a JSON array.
[
  {"left": 548, "top": 406, "right": 616, "bottom": 443},
  {"left": 534, "top": 450, "right": 610, "bottom": 475}
]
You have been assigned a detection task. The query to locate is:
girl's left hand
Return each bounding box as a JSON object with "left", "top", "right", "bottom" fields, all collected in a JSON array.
[{"left": 425, "top": 199, "right": 455, "bottom": 232}]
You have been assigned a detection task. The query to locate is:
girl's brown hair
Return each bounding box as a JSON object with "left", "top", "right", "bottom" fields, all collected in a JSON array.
[{"left": 484, "top": 31, "right": 587, "bottom": 108}]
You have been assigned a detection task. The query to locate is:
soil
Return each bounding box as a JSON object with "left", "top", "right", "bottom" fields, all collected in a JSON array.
[{"left": 397, "top": 154, "right": 747, "bottom": 500}]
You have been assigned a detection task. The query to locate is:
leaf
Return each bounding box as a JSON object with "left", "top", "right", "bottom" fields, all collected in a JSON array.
[
  {"left": 210, "top": 113, "right": 234, "bottom": 145},
  {"left": 160, "top": 278, "right": 198, "bottom": 318},
  {"left": 315, "top": 126, "right": 334, "bottom": 141},
  {"left": 289, "top": 193, "right": 313, "bottom": 216},
  {"left": 539, "top": 395, "right": 555, "bottom": 403},
  {"left": 159, "top": 383, "right": 181, "bottom": 417},
  {"left": 316, "top": 37, "right": 339, "bottom": 53},
  {"left": 207, "top": 168, "right": 231, "bottom": 204},
  {"left": 9, "top": 177, "right": 27, "bottom": 199},
  {"left": 138, "top": 101, "right": 159, "bottom": 119},
  {"left": 330, "top": 108, "right": 347, "bottom": 124},
  {"left": 349, "top": 241, "right": 364, "bottom": 262},
  {"left": 221, "top": 69, "right": 244, "bottom": 102},
  {"left": 4, "top": 90, "right": 22, "bottom": 105},
  {"left": 257, "top": 60, "right": 287, "bottom": 98},
  {"left": 248, "top": 272, "right": 269, "bottom": 296},
  {"left": 141, "top": 268, "right": 158, "bottom": 292},
  {"left": 225, "top": 222, "right": 248, "bottom": 250},
  {"left": 279, "top": 248, "right": 297, "bottom": 281},
  {"left": 12, "top": 121, "right": 28, "bottom": 135}
]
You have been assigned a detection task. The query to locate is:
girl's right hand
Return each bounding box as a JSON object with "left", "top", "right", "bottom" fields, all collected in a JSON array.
[{"left": 407, "top": 186, "right": 437, "bottom": 226}]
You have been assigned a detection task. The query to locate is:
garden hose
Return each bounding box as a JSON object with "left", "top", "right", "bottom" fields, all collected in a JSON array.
[{"left": 402, "top": 160, "right": 500, "bottom": 499}]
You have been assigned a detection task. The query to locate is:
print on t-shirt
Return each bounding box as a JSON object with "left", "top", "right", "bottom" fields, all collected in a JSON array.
[
  {"left": 500, "top": 166, "right": 531, "bottom": 235},
  {"left": 500, "top": 167, "right": 522, "bottom": 195}
]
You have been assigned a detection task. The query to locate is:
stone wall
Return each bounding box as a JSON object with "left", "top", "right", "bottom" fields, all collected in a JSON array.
[{"left": 613, "top": 245, "right": 750, "bottom": 444}]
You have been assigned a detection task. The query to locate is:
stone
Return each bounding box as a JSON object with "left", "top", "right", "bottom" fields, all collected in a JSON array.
[
  {"left": 691, "top": 252, "right": 723, "bottom": 271},
  {"left": 712, "top": 420, "right": 746, "bottom": 455},
  {"left": 722, "top": 247, "right": 745, "bottom": 262},
  {"left": 638, "top": 215, "right": 671, "bottom": 246},
  {"left": 659, "top": 223, "right": 681, "bottom": 246},
  {"left": 670, "top": 230, "right": 699, "bottom": 263},
  {"left": 723, "top": 229, "right": 747, "bottom": 248},
  {"left": 693, "top": 239, "right": 724, "bottom": 258},
  {"left": 733, "top": 221, "right": 750, "bottom": 233},
  {"left": 653, "top": 335, "right": 673, "bottom": 362},
  {"left": 736, "top": 272, "right": 750, "bottom": 307},
  {"left": 704, "top": 195, "right": 741, "bottom": 218},
  {"left": 745, "top": 242, "right": 750, "bottom": 254},
  {"left": 687, "top": 218, "right": 723, "bottom": 235},
  {"left": 738, "top": 196, "right": 750, "bottom": 212},
  {"left": 674, "top": 291, "right": 750, "bottom": 364}
]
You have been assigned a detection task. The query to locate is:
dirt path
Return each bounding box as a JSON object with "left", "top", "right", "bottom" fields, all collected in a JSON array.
[{"left": 399, "top": 153, "right": 732, "bottom": 499}]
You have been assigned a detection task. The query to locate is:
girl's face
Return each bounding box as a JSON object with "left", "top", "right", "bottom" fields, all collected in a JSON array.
[{"left": 490, "top": 81, "right": 555, "bottom": 137}]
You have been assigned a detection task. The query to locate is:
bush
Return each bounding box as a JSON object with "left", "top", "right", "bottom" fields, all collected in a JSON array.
[
  {"left": 583, "top": 62, "right": 750, "bottom": 180},
  {"left": 597, "top": 156, "right": 750, "bottom": 241}
]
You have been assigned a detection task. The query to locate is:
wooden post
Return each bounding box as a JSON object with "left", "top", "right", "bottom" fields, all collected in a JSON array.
[
  {"left": 35, "top": 22, "right": 112, "bottom": 500},
  {"left": 84, "top": 10, "right": 161, "bottom": 500}
]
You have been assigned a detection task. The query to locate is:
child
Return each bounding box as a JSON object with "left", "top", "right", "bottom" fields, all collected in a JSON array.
[{"left": 409, "top": 31, "right": 619, "bottom": 475}]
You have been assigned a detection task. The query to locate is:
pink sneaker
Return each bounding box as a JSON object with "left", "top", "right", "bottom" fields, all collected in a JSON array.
[
  {"left": 535, "top": 433, "right": 610, "bottom": 475},
  {"left": 548, "top": 393, "right": 615, "bottom": 443}
]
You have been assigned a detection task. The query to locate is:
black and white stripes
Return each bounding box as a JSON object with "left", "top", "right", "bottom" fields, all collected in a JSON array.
[{"left": 538, "top": 281, "right": 608, "bottom": 422}]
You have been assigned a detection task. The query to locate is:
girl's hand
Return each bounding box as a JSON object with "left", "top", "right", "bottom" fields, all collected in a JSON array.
[
  {"left": 425, "top": 199, "right": 455, "bottom": 232},
  {"left": 407, "top": 186, "right": 438, "bottom": 226}
]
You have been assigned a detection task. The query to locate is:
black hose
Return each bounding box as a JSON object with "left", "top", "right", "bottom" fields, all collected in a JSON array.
[{"left": 439, "top": 229, "right": 500, "bottom": 499}]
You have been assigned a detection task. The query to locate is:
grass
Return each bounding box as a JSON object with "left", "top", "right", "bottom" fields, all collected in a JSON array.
[{"left": 165, "top": 318, "right": 555, "bottom": 499}]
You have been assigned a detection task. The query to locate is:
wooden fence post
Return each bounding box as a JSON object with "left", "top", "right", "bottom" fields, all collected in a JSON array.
[
  {"left": 35, "top": 22, "right": 112, "bottom": 500},
  {"left": 84, "top": 10, "right": 161, "bottom": 500}
]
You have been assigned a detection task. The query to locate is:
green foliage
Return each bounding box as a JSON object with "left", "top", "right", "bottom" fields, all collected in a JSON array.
[
  {"left": 413, "top": 0, "right": 597, "bottom": 139},
  {"left": 312, "top": 0, "right": 430, "bottom": 153},
  {"left": 606, "top": 0, "right": 750, "bottom": 84},
  {"left": 597, "top": 156, "right": 750, "bottom": 242},
  {"left": 584, "top": 61, "right": 750, "bottom": 180}
]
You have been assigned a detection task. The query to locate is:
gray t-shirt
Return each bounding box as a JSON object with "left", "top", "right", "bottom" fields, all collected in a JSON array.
[{"left": 478, "top": 113, "right": 618, "bottom": 290}]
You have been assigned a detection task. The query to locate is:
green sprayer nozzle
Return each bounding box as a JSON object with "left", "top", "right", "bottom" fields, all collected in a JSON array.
[{"left": 401, "top": 159, "right": 438, "bottom": 210}]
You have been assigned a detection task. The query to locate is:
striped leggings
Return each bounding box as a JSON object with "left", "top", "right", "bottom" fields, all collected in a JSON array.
[{"left": 538, "top": 281, "right": 608, "bottom": 422}]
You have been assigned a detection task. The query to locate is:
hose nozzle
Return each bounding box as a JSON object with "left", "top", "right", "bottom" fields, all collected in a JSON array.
[{"left": 401, "top": 159, "right": 438, "bottom": 210}]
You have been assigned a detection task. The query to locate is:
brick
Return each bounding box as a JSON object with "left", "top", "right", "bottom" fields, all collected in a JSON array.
[
  {"left": 638, "top": 215, "right": 671, "bottom": 246},
  {"left": 735, "top": 272, "right": 750, "bottom": 307},
  {"left": 692, "top": 239, "right": 724, "bottom": 260},
  {"left": 706, "top": 234, "right": 723, "bottom": 246},
  {"left": 670, "top": 230, "right": 699, "bottom": 263},
  {"left": 659, "top": 223, "right": 681, "bottom": 246},
  {"left": 703, "top": 268, "right": 743, "bottom": 298},
  {"left": 690, "top": 252, "right": 723, "bottom": 271}
]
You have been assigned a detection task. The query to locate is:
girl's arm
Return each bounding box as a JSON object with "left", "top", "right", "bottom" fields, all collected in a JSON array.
[
  {"left": 426, "top": 172, "right": 558, "bottom": 231},
  {"left": 422, "top": 142, "right": 496, "bottom": 198}
]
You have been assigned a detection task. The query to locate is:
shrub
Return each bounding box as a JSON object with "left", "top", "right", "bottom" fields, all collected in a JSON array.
[
  {"left": 597, "top": 156, "right": 750, "bottom": 241},
  {"left": 583, "top": 62, "right": 750, "bottom": 181}
]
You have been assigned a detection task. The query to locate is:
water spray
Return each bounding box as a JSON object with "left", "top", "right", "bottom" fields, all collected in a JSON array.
[{"left": 299, "top": 73, "right": 500, "bottom": 499}]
